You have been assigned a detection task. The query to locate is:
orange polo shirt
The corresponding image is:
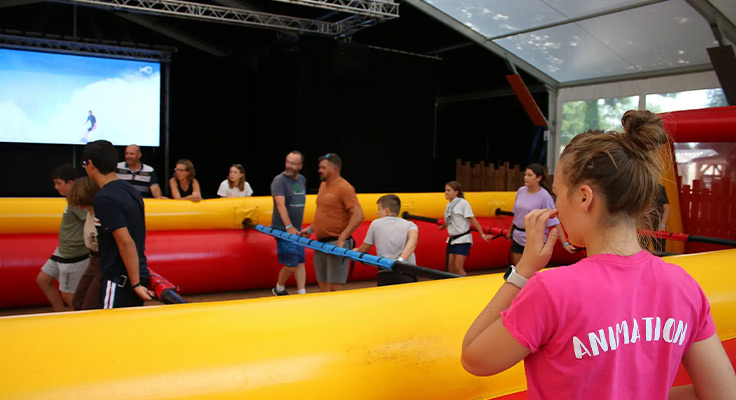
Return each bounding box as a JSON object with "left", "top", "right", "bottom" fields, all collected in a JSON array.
[{"left": 312, "top": 177, "right": 360, "bottom": 240}]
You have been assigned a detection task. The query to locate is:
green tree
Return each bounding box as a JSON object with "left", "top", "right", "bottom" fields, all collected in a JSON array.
[{"left": 706, "top": 89, "right": 728, "bottom": 108}]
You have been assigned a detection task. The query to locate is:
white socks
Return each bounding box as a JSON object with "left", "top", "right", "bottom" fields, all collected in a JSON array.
[
  {"left": 297, "top": 289, "right": 306, "bottom": 294},
  {"left": 276, "top": 284, "right": 285, "bottom": 292}
]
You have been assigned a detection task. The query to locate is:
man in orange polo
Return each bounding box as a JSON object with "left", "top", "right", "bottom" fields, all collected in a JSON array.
[{"left": 300, "top": 153, "right": 364, "bottom": 292}]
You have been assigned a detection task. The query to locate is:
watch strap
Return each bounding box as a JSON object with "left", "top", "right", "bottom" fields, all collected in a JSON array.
[{"left": 505, "top": 265, "right": 528, "bottom": 289}]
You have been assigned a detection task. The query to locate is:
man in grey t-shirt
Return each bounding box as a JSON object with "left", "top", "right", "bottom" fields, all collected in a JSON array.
[
  {"left": 353, "top": 194, "right": 419, "bottom": 286},
  {"left": 270, "top": 151, "right": 308, "bottom": 296}
]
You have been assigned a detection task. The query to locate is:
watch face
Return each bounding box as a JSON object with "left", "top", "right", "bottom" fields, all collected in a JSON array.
[{"left": 504, "top": 266, "right": 513, "bottom": 280}]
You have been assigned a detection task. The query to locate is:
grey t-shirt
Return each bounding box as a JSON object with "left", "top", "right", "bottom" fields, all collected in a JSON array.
[
  {"left": 363, "top": 216, "right": 418, "bottom": 264},
  {"left": 270, "top": 173, "right": 307, "bottom": 230}
]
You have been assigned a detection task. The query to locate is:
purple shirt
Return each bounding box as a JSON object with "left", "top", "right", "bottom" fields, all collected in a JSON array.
[{"left": 511, "top": 186, "right": 559, "bottom": 246}]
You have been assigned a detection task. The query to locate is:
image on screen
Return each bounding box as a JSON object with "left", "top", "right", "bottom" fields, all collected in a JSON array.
[{"left": 0, "top": 48, "right": 161, "bottom": 146}]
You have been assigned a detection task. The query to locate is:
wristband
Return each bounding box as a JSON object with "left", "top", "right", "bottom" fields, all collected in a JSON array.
[
  {"left": 132, "top": 283, "right": 142, "bottom": 289},
  {"left": 398, "top": 257, "right": 405, "bottom": 262},
  {"left": 307, "top": 226, "right": 313, "bottom": 234},
  {"left": 563, "top": 242, "right": 570, "bottom": 247},
  {"left": 285, "top": 224, "right": 293, "bottom": 230}
]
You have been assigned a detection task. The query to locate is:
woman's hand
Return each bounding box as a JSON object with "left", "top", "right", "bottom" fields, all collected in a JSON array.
[
  {"left": 562, "top": 242, "right": 576, "bottom": 254},
  {"left": 517, "top": 209, "right": 558, "bottom": 277}
]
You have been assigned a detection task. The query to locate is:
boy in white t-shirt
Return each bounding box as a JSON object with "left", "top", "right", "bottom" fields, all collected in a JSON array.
[{"left": 353, "top": 194, "right": 419, "bottom": 286}]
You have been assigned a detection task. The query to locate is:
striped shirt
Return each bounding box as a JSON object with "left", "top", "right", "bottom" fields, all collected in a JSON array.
[{"left": 116, "top": 161, "right": 159, "bottom": 198}]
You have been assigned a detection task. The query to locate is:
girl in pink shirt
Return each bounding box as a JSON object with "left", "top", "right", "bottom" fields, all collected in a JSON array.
[{"left": 462, "top": 110, "right": 736, "bottom": 399}]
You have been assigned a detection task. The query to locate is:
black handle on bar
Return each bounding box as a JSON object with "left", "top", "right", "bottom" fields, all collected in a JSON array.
[
  {"left": 495, "top": 208, "right": 514, "bottom": 217},
  {"left": 391, "top": 261, "right": 462, "bottom": 280},
  {"left": 401, "top": 211, "right": 440, "bottom": 224},
  {"left": 688, "top": 235, "right": 736, "bottom": 247}
]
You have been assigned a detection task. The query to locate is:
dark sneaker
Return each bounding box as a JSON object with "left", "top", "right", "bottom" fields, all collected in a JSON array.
[{"left": 272, "top": 287, "right": 289, "bottom": 296}]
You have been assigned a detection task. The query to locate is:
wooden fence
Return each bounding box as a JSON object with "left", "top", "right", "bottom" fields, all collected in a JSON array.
[
  {"left": 680, "top": 178, "right": 735, "bottom": 245},
  {"left": 456, "top": 160, "right": 552, "bottom": 192}
]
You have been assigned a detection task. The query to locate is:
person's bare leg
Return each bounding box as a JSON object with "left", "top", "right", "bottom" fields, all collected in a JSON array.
[
  {"left": 448, "top": 254, "right": 457, "bottom": 274},
  {"left": 454, "top": 254, "right": 468, "bottom": 276},
  {"left": 329, "top": 283, "right": 346, "bottom": 291},
  {"left": 60, "top": 292, "right": 75, "bottom": 309},
  {"left": 294, "top": 263, "right": 306, "bottom": 292},
  {"left": 36, "top": 271, "right": 66, "bottom": 312},
  {"left": 277, "top": 266, "right": 295, "bottom": 287},
  {"left": 511, "top": 252, "right": 522, "bottom": 266},
  {"left": 318, "top": 281, "right": 330, "bottom": 292}
]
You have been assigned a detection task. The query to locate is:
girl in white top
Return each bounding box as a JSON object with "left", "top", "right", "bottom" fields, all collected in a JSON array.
[
  {"left": 438, "top": 181, "right": 488, "bottom": 276},
  {"left": 217, "top": 164, "right": 253, "bottom": 198}
]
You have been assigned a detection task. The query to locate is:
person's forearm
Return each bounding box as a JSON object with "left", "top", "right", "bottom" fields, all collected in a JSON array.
[
  {"left": 355, "top": 243, "right": 371, "bottom": 253},
  {"left": 463, "top": 282, "right": 521, "bottom": 349},
  {"left": 117, "top": 240, "right": 141, "bottom": 285},
  {"left": 399, "top": 233, "right": 418, "bottom": 260},
  {"left": 470, "top": 217, "right": 485, "bottom": 235},
  {"left": 340, "top": 207, "right": 364, "bottom": 239},
  {"left": 661, "top": 204, "right": 671, "bottom": 228},
  {"left": 275, "top": 203, "right": 292, "bottom": 227},
  {"left": 151, "top": 184, "right": 163, "bottom": 199}
]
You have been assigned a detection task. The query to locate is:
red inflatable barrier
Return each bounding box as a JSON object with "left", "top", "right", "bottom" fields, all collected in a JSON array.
[
  {"left": 661, "top": 105, "right": 736, "bottom": 143},
  {"left": 0, "top": 217, "right": 585, "bottom": 309}
]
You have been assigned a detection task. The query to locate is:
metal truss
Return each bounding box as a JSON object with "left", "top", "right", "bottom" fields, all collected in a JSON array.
[
  {"left": 0, "top": 32, "right": 172, "bottom": 61},
  {"left": 268, "top": 0, "right": 399, "bottom": 19},
  {"left": 54, "top": 0, "right": 398, "bottom": 36}
]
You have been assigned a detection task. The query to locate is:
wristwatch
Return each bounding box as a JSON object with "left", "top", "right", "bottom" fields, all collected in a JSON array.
[{"left": 503, "top": 265, "right": 528, "bottom": 289}]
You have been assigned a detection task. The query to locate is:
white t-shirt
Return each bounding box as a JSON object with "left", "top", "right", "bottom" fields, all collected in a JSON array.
[
  {"left": 444, "top": 197, "right": 474, "bottom": 245},
  {"left": 83, "top": 212, "right": 98, "bottom": 252},
  {"left": 217, "top": 180, "right": 253, "bottom": 198},
  {"left": 363, "top": 216, "right": 418, "bottom": 264}
]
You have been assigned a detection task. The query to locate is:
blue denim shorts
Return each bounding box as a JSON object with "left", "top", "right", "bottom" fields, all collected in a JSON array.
[{"left": 276, "top": 238, "right": 306, "bottom": 267}]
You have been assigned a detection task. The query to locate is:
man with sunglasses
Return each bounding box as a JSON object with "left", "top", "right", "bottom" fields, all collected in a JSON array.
[
  {"left": 300, "top": 153, "right": 364, "bottom": 292},
  {"left": 82, "top": 140, "right": 154, "bottom": 308}
]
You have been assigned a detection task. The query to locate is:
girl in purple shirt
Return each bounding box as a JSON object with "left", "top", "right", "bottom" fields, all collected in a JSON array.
[
  {"left": 462, "top": 110, "right": 736, "bottom": 399},
  {"left": 506, "top": 163, "right": 575, "bottom": 266}
]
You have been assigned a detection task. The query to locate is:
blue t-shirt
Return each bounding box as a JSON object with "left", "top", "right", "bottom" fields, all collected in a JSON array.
[
  {"left": 94, "top": 180, "right": 149, "bottom": 279},
  {"left": 270, "top": 173, "right": 307, "bottom": 230}
]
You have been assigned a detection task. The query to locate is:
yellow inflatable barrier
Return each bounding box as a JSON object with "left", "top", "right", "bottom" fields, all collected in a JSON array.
[
  {"left": 0, "top": 192, "right": 516, "bottom": 234},
  {"left": 0, "top": 250, "right": 734, "bottom": 400}
]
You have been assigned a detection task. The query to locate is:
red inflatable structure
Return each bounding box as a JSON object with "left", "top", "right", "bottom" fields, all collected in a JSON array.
[{"left": 0, "top": 217, "right": 584, "bottom": 309}]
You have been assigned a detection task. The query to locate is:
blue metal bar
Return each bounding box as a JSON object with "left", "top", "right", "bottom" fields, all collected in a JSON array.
[
  {"left": 249, "top": 223, "right": 462, "bottom": 280},
  {"left": 253, "top": 224, "right": 396, "bottom": 271}
]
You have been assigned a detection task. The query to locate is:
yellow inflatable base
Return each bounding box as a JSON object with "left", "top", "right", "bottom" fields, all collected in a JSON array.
[
  {"left": 0, "top": 192, "right": 516, "bottom": 234},
  {"left": 1, "top": 251, "right": 734, "bottom": 400}
]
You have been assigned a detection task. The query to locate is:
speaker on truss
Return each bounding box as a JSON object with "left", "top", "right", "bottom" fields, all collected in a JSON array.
[{"left": 707, "top": 45, "right": 736, "bottom": 106}]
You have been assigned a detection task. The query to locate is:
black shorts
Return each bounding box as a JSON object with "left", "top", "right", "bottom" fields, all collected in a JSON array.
[
  {"left": 510, "top": 240, "right": 524, "bottom": 254},
  {"left": 447, "top": 243, "right": 471, "bottom": 256}
]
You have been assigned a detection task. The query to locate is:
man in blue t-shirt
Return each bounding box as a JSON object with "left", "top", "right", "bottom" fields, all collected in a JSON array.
[
  {"left": 270, "top": 151, "right": 308, "bottom": 296},
  {"left": 82, "top": 140, "right": 153, "bottom": 308}
]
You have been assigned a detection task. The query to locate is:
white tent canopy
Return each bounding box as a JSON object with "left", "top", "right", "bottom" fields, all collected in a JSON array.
[{"left": 406, "top": 0, "right": 735, "bottom": 167}]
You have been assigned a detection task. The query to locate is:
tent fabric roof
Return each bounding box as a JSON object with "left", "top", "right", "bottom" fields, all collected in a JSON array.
[{"left": 410, "top": 0, "right": 735, "bottom": 87}]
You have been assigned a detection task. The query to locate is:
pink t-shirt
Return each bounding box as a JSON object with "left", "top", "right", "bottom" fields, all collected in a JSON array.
[{"left": 501, "top": 251, "right": 715, "bottom": 400}]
